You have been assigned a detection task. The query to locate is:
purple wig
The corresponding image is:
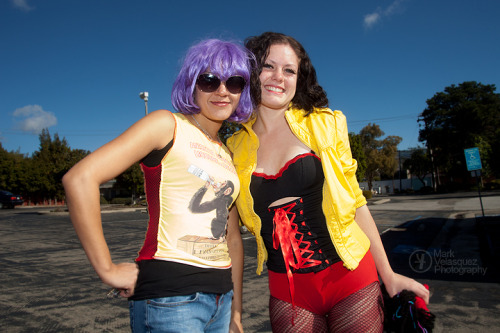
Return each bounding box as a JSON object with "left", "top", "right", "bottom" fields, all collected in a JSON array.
[{"left": 171, "top": 39, "right": 254, "bottom": 123}]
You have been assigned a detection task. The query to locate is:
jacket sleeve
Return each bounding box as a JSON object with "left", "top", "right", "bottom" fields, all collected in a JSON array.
[{"left": 332, "top": 111, "right": 367, "bottom": 208}]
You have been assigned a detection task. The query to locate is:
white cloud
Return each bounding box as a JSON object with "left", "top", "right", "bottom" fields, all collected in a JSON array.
[
  {"left": 364, "top": 0, "right": 407, "bottom": 29},
  {"left": 13, "top": 105, "right": 57, "bottom": 134},
  {"left": 364, "top": 13, "right": 381, "bottom": 29},
  {"left": 11, "top": 0, "right": 35, "bottom": 11}
]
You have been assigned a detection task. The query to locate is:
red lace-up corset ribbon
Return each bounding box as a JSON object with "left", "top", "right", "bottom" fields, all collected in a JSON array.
[{"left": 271, "top": 199, "right": 323, "bottom": 311}]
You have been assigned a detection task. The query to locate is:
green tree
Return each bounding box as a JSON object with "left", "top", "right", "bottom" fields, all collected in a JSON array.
[
  {"left": 360, "top": 123, "right": 402, "bottom": 190},
  {"left": 403, "top": 148, "right": 433, "bottom": 188},
  {"left": 1, "top": 131, "right": 89, "bottom": 205},
  {"left": 379, "top": 136, "right": 401, "bottom": 179},
  {"left": 348, "top": 132, "right": 367, "bottom": 181},
  {"left": 30, "top": 129, "right": 89, "bottom": 203},
  {"left": 0, "top": 144, "right": 10, "bottom": 190},
  {"left": 218, "top": 121, "right": 242, "bottom": 145},
  {"left": 419, "top": 81, "right": 500, "bottom": 183},
  {"left": 114, "top": 162, "right": 144, "bottom": 202},
  {"left": 0, "top": 144, "right": 29, "bottom": 195}
]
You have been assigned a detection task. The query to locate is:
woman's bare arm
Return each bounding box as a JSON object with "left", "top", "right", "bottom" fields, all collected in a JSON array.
[{"left": 62, "top": 110, "right": 174, "bottom": 296}]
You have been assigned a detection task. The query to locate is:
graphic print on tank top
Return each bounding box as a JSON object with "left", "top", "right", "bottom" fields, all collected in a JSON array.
[
  {"left": 188, "top": 164, "right": 234, "bottom": 240},
  {"left": 174, "top": 165, "right": 234, "bottom": 263}
]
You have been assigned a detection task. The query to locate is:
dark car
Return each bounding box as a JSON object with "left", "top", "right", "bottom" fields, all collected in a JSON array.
[{"left": 0, "top": 190, "right": 24, "bottom": 209}]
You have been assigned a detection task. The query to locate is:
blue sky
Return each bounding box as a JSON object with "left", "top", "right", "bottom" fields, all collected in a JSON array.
[{"left": 1, "top": 0, "right": 499, "bottom": 155}]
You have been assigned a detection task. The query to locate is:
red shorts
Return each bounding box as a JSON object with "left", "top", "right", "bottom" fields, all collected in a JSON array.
[{"left": 268, "top": 250, "right": 378, "bottom": 315}]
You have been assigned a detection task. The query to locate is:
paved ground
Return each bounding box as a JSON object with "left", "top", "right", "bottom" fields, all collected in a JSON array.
[{"left": 0, "top": 192, "right": 499, "bottom": 332}]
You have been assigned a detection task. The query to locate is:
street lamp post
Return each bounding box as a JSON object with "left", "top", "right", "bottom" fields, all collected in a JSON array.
[{"left": 139, "top": 92, "right": 149, "bottom": 116}]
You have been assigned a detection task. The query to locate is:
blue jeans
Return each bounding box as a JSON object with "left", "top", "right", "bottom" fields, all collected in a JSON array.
[{"left": 129, "top": 290, "right": 233, "bottom": 333}]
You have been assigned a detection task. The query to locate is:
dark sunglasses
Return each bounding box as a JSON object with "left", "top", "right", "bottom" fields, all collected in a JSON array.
[{"left": 196, "top": 73, "right": 246, "bottom": 94}]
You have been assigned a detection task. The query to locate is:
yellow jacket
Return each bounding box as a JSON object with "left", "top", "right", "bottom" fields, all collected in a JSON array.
[{"left": 227, "top": 106, "right": 370, "bottom": 274}]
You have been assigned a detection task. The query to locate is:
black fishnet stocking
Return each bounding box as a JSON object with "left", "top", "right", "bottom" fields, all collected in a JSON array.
[
  {"left": 268, "top": 282, "right": 384, "bottom": 333},
  {"left": 327, "top": 281, "right": 384, "bottom": 333},
  {"left": 269, "top": 296, "right": 328, "bottom": 333}
]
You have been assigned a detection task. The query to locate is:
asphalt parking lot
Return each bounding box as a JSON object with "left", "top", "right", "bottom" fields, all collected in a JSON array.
[{"left": 0, "top": 192, "right": 499, "bottom": 332}]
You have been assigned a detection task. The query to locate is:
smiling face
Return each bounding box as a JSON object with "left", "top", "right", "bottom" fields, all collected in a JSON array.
[
  {"left": 194, "top": 73, "right": 242, "bottom": 123},
  {"left": 258, "top": 43, "right": 300, "bottom": 111}
]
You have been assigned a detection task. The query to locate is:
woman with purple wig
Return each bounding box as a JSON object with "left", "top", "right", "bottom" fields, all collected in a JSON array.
[{"left": 63, "top": 39, "right": 254, "bottom": 332}]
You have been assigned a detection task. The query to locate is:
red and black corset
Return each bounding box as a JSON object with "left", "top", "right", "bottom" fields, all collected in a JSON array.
[{"left": 250, "top": 152, "right": 340, "bottom": 274}]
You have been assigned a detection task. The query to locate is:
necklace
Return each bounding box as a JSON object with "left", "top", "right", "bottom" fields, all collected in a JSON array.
[
  {"left": 190, "top": 115, "right": 222, "bottom": 157},
  {"left": 191, "top": 115, "right": 219, "bottom": 142}
]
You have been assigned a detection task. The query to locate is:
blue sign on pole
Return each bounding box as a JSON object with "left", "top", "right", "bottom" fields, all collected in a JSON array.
[{"left": 464, "top": 147, "right": 482, "bottom": 171}]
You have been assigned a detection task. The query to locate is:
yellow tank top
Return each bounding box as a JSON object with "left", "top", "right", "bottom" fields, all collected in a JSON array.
[{"left": 140, "top": 113, "right": 239, "bottom": 269}]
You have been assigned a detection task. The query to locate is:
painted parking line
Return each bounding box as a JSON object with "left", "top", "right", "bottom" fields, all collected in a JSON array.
[{"left": 380, "top": 215, "right": 422, "bottom": 235}]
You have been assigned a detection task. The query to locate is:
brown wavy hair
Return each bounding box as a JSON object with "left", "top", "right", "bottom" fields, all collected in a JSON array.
[{"left": 244, "top": 32, "right": 329, "bottom": 115}]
